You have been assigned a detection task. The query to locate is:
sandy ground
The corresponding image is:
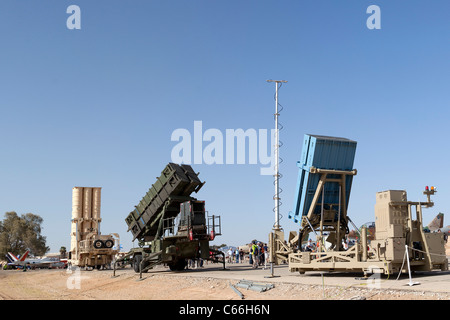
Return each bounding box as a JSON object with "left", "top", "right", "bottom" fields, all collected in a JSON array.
[
  {"left": 0, "top": 243, "right": 448, "bottom": 301},
  {"left": 0, "top": 264, "right": 449, "bottom": 301}
]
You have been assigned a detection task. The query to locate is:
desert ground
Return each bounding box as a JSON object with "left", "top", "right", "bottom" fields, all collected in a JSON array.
[
  {"left": 0, "top": 243, "right": 448, "bottom": 301},
  {"left": 1, "top": 258, "right": 449, "bottom": 301}
]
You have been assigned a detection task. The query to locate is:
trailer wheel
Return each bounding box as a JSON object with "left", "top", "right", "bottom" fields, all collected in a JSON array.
[
  {"left": 133, "top": 255, "right": 142, "bottom": 273},
  {"left": 169, "top": 259, "right": 187, "bottom": 271},
  {"left": 104, "top": 240, "right": 114, "bottom": 248},
  {"left": 93, "top": 240, "right": 104, "bottom": 249}
]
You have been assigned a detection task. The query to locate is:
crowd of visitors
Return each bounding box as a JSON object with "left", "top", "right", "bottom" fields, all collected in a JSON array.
[
  {"left": 225, "top": 241, "right": 269, "bottom": 269},
  {"left": 226, "top": 247, "right": 245, "bottom": 264}
]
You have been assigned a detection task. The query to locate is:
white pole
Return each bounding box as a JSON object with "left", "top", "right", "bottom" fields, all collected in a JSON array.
[
  {"left": 274, "top": 82, "right": 280, "bottom": 230},
  {"left": 267, "top": 80, "right": 287, "bottom": 230}
]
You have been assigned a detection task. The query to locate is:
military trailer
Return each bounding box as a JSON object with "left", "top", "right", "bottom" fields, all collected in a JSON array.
[
  {"left": 113, "top": 163, "right": 223, "bottom": 277},
  {"left": 269, "top": 134, "right": 448, "bottom": 276}
]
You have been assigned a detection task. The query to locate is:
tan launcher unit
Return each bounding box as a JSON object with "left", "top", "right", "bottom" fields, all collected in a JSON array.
[
  {"left": 270, "top": 188, "right": 448, "bottom": 276},
  {"left": 69, "top": 187, "right": 120, "bottom": 269}
]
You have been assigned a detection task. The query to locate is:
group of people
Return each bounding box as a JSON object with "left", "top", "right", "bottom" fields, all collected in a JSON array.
[
  {"left": 225, "top": 241, "right": 269, "bottom": 269},
  {"left": 250, "top": 241, "right": 268, "bottom": 269},
  {"left": 303, "top": 238, "right": 356, "bottom": 252},
  {"left": 187, "top": 258, "right": 204, "bottom": 269},
  {"left": 226, "top": 247, "right": 245, "bottom": 263}
]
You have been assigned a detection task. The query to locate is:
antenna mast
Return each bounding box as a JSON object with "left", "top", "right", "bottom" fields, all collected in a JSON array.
[{"left": 267, "top": 79, "right": 287, "bottom": 230}]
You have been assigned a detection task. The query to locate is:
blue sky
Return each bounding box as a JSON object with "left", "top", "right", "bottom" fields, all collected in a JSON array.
[{"left": 0, "top": 1, "right": 449, "bottom": 253}]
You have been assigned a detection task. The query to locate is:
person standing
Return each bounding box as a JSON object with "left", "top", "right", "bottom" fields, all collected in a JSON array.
[
  {"left": 251, "top": 241, "right": 259, "bottom": 269},
  {"left": 239, "top": 248, "right": 244, "bottom": 263},
  {"left": 263, "top": 243, "right": 269, "bottom": 269},
  {"left": 227, "top": 248, "right": 233, "bottom": 263},
  {"left": 259, "top": 242, "right": 264, "bottom": 266}
]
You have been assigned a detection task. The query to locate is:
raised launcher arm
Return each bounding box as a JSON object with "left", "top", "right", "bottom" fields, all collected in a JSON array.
[
  {"left": 115, "top": 163, "right": 224, "bottom": 277},
  {"left": 289, "top": 134, "right": 358, "bottom": 252},
  {"left": 125, "top": 163, "right": 205, "bottom": 244},
  {"left": 269, "top": 135, "right": 447, "bottom": 275},
  {"left": 269, "top": 134, "right": 357, "bottom": 266}
]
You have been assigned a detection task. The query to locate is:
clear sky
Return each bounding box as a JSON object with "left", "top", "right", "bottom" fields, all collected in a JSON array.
[{"left": 0, "top": 1, "right": 449, "bottom": 254}]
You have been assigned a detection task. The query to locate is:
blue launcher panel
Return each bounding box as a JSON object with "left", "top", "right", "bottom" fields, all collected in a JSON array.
[{"left": 289, "top": 134, "right": 357, "bottom": 224}]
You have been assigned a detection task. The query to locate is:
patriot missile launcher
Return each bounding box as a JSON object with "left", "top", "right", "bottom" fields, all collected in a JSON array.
[{"left": 114, "top": 163, "right": 223, "bottom": 277}]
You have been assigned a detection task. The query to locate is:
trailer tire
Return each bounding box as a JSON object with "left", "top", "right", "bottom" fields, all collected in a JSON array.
[
  {"left": 133, "top": 255, "right": 142, "bottom": 273},
  {"left": 169, "top": 259, "right": 186, "bottom": 271},
  {"left": 104, "top": 240, "right": 114, "bottom": 248},
  {"left": 93, "top": 240, "right": 104, "bottom": 249}
]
